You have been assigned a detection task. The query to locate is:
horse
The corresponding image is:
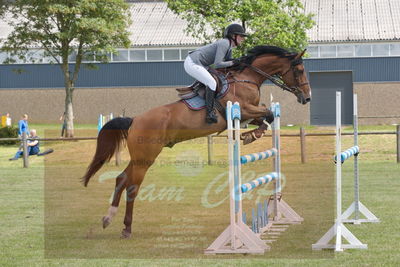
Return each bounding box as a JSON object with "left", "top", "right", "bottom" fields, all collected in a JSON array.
[{"left": 82, "top": 45, "right": 312, "bottom": 238}]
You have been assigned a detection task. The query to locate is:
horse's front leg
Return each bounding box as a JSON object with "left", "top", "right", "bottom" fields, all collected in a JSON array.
[
  {"left": 241, "top": 103, "right": 274, "bottom": 123},
  {"left": 240, "top": 104, "right": 274, "bottom": 145}
]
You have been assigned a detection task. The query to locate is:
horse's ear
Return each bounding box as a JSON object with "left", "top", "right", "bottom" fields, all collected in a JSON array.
[{"left": 297, "top": 49, "right": 307, "bottom": 58}]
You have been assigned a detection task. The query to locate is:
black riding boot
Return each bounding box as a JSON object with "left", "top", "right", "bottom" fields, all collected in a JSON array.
[{"left": 205, "top": 87, "right": 218, "bottom": 124}]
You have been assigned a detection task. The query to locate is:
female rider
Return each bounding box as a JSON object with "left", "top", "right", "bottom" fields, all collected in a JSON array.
[{"left": 184, "top": 23, "right": 248, "bottom": 123}]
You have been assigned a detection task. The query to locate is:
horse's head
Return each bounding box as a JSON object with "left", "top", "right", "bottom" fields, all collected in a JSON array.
[
  {"left": 280, "top": 50, "right": 311, "bottom": 104},
  {"left": 239, "top": 46, "right": 312, "bottom": 105}
]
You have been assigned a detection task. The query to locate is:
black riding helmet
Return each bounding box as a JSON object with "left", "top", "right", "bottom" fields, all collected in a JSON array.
[{"left": 223, "top": 23, "right": 248, "bottom": 46}]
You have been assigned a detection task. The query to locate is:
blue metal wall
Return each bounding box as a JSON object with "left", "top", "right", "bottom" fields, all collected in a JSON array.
[{"left": 0, "top": 57, "right": 399, "bottom": 89}]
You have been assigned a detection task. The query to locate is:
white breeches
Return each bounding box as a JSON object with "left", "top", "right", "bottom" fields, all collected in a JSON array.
[{"left": 184, "top": 56, "right": 217, "bottom": 91}]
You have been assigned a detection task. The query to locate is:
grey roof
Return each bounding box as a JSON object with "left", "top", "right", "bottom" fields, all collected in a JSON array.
[
  {"left": 128, "top": 2, "right": 203, "bottom": 46},
  {"left": 305, "top": 0, "right": 400, "bottom": 43},
  {"left": 130, "top": 0, "right": 400, "bottom": 45},
  {"left": 1, "top": 1, "right": 400, "bottom": 48}
]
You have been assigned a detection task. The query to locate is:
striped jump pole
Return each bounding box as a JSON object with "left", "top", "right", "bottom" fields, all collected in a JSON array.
[
  {"left": 312, "top": 92, "right": 378, "bottom": 252},
  {"left": 241, "top": 148, "right": 277, "bottom": 165},
  {"left": 241, "top": 172, "right": 278, "bottom": 193}
]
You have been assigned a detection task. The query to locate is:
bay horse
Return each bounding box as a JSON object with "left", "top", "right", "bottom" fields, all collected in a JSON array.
[{"left": 82, "top": 46, "right": 311, "bottom": 238}]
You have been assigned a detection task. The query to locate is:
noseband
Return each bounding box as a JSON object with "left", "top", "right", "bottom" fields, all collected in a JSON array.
[{"left": 244, "top": 57, "right": 308, "bottom": 95}]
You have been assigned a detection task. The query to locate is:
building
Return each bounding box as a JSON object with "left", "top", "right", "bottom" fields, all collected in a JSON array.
[{"left": 1, "top": 0, "right": 399, "bottom": 125}]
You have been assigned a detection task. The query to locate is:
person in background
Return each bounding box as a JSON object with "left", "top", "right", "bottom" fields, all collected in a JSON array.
[
  {"left": 9, "top": 129, "right": 40, "bottom": 161},
  {"left": 18, "top": 114, "right": 29, "bottom": 137},
  {"left": 6, "top": 113, "right": 12, "bottom": 126}
]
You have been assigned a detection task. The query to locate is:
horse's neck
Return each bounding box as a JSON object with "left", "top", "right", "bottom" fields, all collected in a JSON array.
[{"left": 244, "top": 55, "right": 286, "bottom": 85}]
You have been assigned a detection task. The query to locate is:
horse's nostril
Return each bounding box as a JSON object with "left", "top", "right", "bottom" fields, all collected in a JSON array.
[{"left": 306, "top": 98, "right": 311, "bottom": 103}]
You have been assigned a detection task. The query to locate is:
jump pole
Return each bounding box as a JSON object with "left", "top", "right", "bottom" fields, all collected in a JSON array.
[{"left": 312, "top": 92, "right": 368, "bottom": 251}]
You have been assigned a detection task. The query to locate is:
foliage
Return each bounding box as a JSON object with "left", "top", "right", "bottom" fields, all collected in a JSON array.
[
  {"left": 166, "top": 0, "right": 315, "bottom": 55},
  {"left": 1, "top": 0, "right": 132, "bottom": 137},
  {"left": 0, "top": 126, "right": 18, "bottom": 145}
]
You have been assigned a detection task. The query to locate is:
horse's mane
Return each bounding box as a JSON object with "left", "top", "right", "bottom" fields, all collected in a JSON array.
[{"left": 240, "top": 45, "right": 296, "bottom": 65}]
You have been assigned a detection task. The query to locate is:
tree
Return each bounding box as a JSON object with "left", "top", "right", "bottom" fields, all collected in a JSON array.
[
  {"left": 166, "top": 0, "right": 314, "bottom": 55},
  {"left": 1, "top": 0, "right": 131, "bottom": 137}
]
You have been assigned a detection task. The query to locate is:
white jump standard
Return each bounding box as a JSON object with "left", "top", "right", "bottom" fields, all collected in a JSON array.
[
  {"left": 341, "top": 94, "right": 379, "bottom": 224},
  {"left": 205, "top": 101, "right": 303, "bottom": 254},
  {"left": 312, "top": 92, "right": 379, "bottom": 252}
]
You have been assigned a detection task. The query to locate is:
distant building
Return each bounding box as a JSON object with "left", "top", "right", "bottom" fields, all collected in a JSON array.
[{"left": 1, "top": 0, "right": 399, "bottom": 125}]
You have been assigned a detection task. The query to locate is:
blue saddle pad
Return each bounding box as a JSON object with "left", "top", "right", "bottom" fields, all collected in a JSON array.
[{"left": 181, "top": 74, "right": 229, "bottom": 110}]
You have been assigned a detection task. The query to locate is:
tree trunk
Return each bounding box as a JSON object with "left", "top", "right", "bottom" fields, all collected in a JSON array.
[{"left": 64, "top": 85, "right": 74, "bottom": 138}]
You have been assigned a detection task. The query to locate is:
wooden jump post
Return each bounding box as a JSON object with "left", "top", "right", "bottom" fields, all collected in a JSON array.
[
  {"left": 205, "top": 101, "right": 303, "bottom": 255},
  {"left": 312, "top": 92, "right": 379, "bottom": 252}
]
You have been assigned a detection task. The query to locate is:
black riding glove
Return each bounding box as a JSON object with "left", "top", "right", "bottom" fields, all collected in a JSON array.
[{"left": 231, "top": 58, "right": 241, "bottom": 67}]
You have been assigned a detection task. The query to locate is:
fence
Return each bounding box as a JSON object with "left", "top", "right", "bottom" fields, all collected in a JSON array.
[
  {"left": 207, "top": 125, "right": 400, "bottom": 164},
  {"left": 2, "top": 125, "right": 400, "bottom": 168}
]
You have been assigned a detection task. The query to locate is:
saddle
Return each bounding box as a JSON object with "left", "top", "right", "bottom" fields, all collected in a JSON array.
[
  {"left": 177, "top": 69, "right": 229, "bottom": 111},
  {"left": 177, "top": 69, "right": 270, "bottom": 145}
]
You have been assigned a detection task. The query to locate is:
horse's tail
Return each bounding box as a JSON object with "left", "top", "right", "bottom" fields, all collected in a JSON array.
[{"left": 82, "top": 117, "right": 133, "bottom": 187}]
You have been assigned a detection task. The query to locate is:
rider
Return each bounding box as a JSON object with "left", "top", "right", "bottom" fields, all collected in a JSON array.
[{"left": 184, "top": 23, "right": 248, "bottom": 123}]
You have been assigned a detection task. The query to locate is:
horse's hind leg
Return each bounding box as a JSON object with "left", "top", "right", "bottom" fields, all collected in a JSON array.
[
  {"left": 121, "top": 162, "right": 151, "bottom": 239},
  {"left": 102, "top": 162, "right": 132, "bottom": 229},
  {"left": 121, "top": 134, "right": 164, "bottom": 238}
]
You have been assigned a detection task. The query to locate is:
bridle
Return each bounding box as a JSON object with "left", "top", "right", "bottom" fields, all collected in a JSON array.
[{"left": 242, "top": 56, "right": 309, "bottom": 96}]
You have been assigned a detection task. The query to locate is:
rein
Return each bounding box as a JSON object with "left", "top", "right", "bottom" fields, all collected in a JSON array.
[{"left": 227, "top": 78, "right": 259, "bottom": 89}]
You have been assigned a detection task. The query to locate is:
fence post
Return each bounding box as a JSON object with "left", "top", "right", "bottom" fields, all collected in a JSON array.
[
  {"left": 22, "top": 132, "right": 29, "bottom": 168},
  {"left": 300, "top": 127, "right": 306, "bottom": 164},
  {"left": 397, "top": 125, "right": 400, "bottom": 163},
  {"left": 207, "top": 135, "right": 213, "bottom": 165}
]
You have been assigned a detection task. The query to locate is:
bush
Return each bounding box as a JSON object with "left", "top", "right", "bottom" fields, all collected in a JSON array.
[{"left": 0, "top": 126, "right": 19, "bottom": 145}]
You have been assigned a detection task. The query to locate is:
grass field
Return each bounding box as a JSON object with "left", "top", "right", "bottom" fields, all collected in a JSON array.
[{"left": 0, "top": 124, "right": 399, "bottom": 266}]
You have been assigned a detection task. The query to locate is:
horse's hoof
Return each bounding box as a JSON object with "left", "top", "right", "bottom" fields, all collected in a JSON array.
[
  {"left": 102, "top": 216, "right": 111, "bottom": 229},
  {"left": 242, "top": 136, "right": 253, "bottom": 145},
  {"left": 121, "top": 229, "right": 131, "bottom": 239}
]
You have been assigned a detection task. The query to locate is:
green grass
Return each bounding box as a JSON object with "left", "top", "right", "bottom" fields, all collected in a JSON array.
[{"left": 0, "top": 124, "right": 399, "bottom": 266}]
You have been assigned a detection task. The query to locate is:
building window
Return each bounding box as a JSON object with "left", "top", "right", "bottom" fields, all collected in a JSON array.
[
  {"left": 320, "top": 46, "right": 336, "bottom": 58},
  {"left": 355, "top": 45, "right": 371, "bottom": 57},
  {"left": 68, "top": 50, "right": 77, "bottom": 63},
  {"left": 147, "top": 49, "right": 162, "bottom": 61},
  {"left": 113, "top": 49, "right": 129, "bottom": 61},
  {"left": 6, "top": 53, "right": 25, "bottom": 64},
  {"left": 180, "top": 48, "right": 193, "bottom": 60},
  {"left": 25, "top": 49, "right": 43, "bottom": 63},
  {"left": 307, "top": 46, "right": 319, "bottom": 58},
  {"left": 337, "top": 45, "right": 354, "bottom": 57},
  {"left": 130, "top": 50, "right": 146, "bottom": 61},
  {"left": 95, "top": 52, "right": 112, "bottom": 62},
  {"left": 390, "top": 44, "right": 400, "bottom": 56},
  {"left": 82, "top": 51, "right": 96, "bottom": 63},
  {"left": 0, "top": 52, "right": 8, "bottom": 64},
  {"left": 372, "top": 44, "right": 389, "bottom": 56},
  {"left": 164, "top": 49, "right": 180, "bottom": 60}
]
